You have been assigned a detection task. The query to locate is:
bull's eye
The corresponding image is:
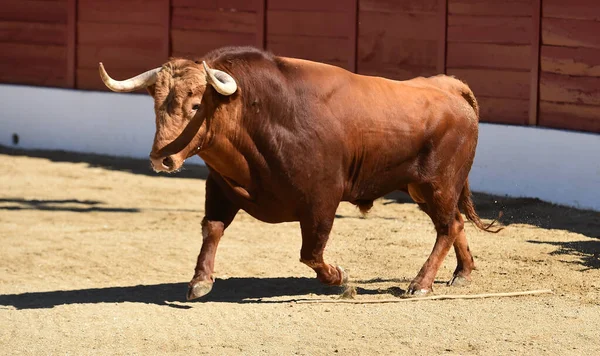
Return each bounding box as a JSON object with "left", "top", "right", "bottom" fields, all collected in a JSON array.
[{"left": 192, "top": 104, "right": 201, "bottom": 111}]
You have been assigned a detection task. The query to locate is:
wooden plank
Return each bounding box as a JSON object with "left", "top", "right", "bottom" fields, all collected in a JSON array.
[
  {"left": 0, "top": 43, "right": 66, "bottom": 68},
  {"left": 448, "top": 15, "right": 532, "bottom": 44},
  {"left": 543, "top": 0, "right": 600, "bottom": 22},
  {"left": 173, "top": 0, "right": 260, "bottom": 11},
  {"left": 447, "top": 43, "right": 530, "bottom": 70},
  {"left": 349, "top": 0, "right": 358, "bottom": 72},
  {"left": 77, "top": 23, "right": 165, "bottom": 48},
  {"left": 359, "top": 0, "right": 439, "bottom": 14},
  {"left": 358, "top": 65, "right": 438, "bottom": 81},
  {"left": 359, "top": 38, "right": 438, "bottom": 69},
  {"left": 162, "top": 0, "right": 171, "bottom": 59},
  {"left": 449, "top": 0, "right": 532, "bottom": 17},
  {"left": 267, "top": 10, "right": 354, "bottom": 38},
  {"left": 447, "top": 68, "right": 530, "bottom": 99},
  {"left": 529, "top": 0, "right": 541, "bottom": 126},
  {"left": 542, "top": 18, "right": 600, "bottom": 49},
  {"left": 0, "top": 22, "right": 66, "bottom": 45},
  {"left": 477, "top": 97, "right": 529, "bottom": 125},
  {"left": 256, "top": 0, "right": 265, "bottom": 48},
  {"left": 77, "top": 45, "right": 166, "bottom": 70},
  {"left": 268, "top": 0, "right": 354, "bottom": 12},
  {"left": 268, "top": 35, "right": 353, "bottom": 70},
  {"left": 539, "top": 72, "right": 600, "bottom": 105},
  {"left": 359, "top": 12, "right": 439, "bottom": 41},
  {"left": 0, "top": 0, "right": 68, "bottom": 23},
  {"left": 541, "top": 45, "right": 600, "bottom": 77},
  {"left": 172, "top": 7, "right": 257, "bottom": 33},
  {"left": 66, "top": 0, "right": 76, "bottom": 88},
  {"left": 0, "top": 65, "right": 67, "bottom": 87},
  {"left": 171, "top": 29, "right": 256, "bottom": 56},
  {"left": 539, "top": 101, "right": 600, "bottom": 133},
  {"left": 437, "top": 0, "right": 447, "bottom": 74},
  {"left": 78, "top": 0, "right": 164, "bottom": 25}
]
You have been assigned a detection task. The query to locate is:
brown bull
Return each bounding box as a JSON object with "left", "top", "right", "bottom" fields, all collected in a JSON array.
[{"left": 99, "top": 46, "right": 499, "bottom": 300}]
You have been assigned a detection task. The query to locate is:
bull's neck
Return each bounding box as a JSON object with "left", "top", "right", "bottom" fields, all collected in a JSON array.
[{"left": 198, "top": 123, "right": 264, "bottom": 194}]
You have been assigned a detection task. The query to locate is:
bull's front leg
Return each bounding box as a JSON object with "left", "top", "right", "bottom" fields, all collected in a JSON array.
[
  {"left": 299, "top": 205, "right": 348, "bottom": 286},
  {"left": 187, "top": 175, "right": 239, "bottom": 300}
]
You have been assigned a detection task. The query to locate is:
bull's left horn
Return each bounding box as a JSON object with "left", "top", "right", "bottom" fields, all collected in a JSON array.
[
  {"left": 99, "top": 63, "right": 161, "bottom": 92},
  {"left": 202, "top": 61, "right": 237, "bottom": 96}
]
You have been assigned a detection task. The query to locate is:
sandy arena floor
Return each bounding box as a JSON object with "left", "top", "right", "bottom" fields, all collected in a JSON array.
[{"left": 0, "top": 147, "right": 599, "bottom": 355}]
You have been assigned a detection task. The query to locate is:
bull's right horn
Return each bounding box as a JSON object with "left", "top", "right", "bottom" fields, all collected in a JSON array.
[{"left": 99, "top": 63, "right": 161, "bottom": 92}]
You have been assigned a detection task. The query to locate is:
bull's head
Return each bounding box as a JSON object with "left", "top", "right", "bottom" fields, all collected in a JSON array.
[{"left": 98, "top": 59, "right": 238, "bottom": 173}]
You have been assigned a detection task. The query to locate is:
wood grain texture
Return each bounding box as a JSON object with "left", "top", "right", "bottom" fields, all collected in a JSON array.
[
  {"left": 0, "top": 0, "right": 68, "bottom": 24},
  {"left": 77, "top": 45, "right": 166, "bottom": 70},
  {"left": 77, "top": 23, "right": 165, "bottom": 48},
  {"left": 539, "top": 72, "right": 600, "bottom": 105},
  {"left": 267, "top": 10, "right": 353, "bottom": 38},
  {"left": 529, "top": 0, "right": 541, "bottom": 126},
  {"left": 437, "top": 0, "right": 447, "bottom": 74},
  {"left": 448, "top": 68, "right": 530, "bottom": 99},
  {"left": 542, "top": 18, "right": 600, "bottom": 49},
  {"left": 359, "top": 0, "right": 439, "bottom": 14},
  {"left": 541, "top": 45, "right": 600, "bottom": 77},
  {"left": 543, "top": 0, "right": 600, "bottom": 21},
  {"left": 359, "top": 38, "right": 438, "bottom": 70},
  {"left": 171, "top": 29, "right": 256, "bottom": 56},
  {"left": 0, "top": 22, "right": 67, "bottom": 46},
  {"left": 359, "top": 11, "right": 439, "bottom": 41},
  {"left": 172, "top": 7, "right": 257, "bottom": 33},
  {"left": 173, "top": 0, "right": 261, "bottom": 12},
  {"left": 269, "top": 35, "right": 352, "bottom": 70},
  {"left": 78, "top": 0, "right": 165, "bottom": 25},
  {"left": 67, "top": 0, "right": 76, "bottom": 88},
  {"left": 478, "top": 97, "right": 529, "bottom": 125},
  {"left": 268, "top": 0, "right": 354, "bottom": 12},
  {"left": 448, "top": 15, "right": 532, "bottom": 44},
  {"left": 447, "top": 43, "right": 530, "bottom": 70},
  {"left": 449, "top": 0, "right": 533, "bottom": 16},
  {"left": 539, "top": 101, "right": 600, "bottom": 133}
]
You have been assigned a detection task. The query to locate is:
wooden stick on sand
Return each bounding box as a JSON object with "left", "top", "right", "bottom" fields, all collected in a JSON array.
[{"left": 295, "top": 289, "right": 553, "bottom": 304}]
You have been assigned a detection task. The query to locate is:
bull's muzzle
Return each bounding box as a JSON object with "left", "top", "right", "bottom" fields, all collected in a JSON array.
[{"left": 149, "top": 154, "right": 176, "bottom": 172}]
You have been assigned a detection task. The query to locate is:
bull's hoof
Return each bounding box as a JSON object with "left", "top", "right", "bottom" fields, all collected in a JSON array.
[
  {"left": 448, "top": 274, "right": 471, "bottom": 287},
  {"left": 187, "top": 280, "right": 213, "bottom": 301},
  {"left": 405, "top": 281, "right": 432, "bottom": 297},
  {"left": 336, "top": 266, "right": 349, "bottom": 285}
]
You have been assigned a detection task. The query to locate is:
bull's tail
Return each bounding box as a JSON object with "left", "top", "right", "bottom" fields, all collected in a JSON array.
[{"left": 459, "top": 179, "right": 503, "bottom": 233}]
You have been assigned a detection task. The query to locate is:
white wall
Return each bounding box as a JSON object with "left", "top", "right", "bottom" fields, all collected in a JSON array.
[{"left": 1, "top": 84, "right": 599, "bottom": 210}]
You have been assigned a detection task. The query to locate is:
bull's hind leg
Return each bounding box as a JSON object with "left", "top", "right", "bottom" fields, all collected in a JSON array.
[
  {"left": 448, "top": 212, "right": 475, "bottom": 287},
  {"left": 299, "top": 202, "right": 348, "bottom": 286},
  {"left": 407, "top": 183, "right": 463, "bottom": 295},
  {"left": 187, "top": 175, "right": 239, "bottom": 300}
]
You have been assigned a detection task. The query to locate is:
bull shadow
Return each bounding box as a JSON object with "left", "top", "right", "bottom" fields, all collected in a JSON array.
[
  {"left": 0, "top": 198, "right": 140, "bottom": 213},
  {"left": 0, "top": 144, "right": 209, "bottom": 179},
  {"left": 0, "top": 277, "right": 406, "bottom": 310},
  {"left": 527, "top": 240, "right": 600, "bottom": 270}
]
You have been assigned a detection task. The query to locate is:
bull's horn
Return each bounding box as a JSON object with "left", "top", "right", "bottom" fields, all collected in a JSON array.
[
  {"left": 98, "top": 63, "right": 161, "bottom": 92},
  {"left": 202, "top": 61, "right": 237, "bottom": 96}
]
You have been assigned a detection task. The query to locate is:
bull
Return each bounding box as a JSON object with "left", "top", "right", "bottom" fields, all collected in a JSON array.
[{"left": 99, "top": 46, "right": 499, "bottom": 300}]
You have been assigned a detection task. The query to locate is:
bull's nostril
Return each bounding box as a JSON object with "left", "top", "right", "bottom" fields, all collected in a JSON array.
[{"left": 162, "top": 156, "right": 174, "bottom": 170}]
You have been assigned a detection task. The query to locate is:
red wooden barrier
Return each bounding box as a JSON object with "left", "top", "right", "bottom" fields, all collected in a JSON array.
[{"left": 0, "top": 0, "right": 598, "bottom": 133}]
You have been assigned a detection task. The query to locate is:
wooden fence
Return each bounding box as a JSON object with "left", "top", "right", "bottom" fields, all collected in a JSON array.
[{"left": 1, "top": 0, "right": 598, "bottom": 133}]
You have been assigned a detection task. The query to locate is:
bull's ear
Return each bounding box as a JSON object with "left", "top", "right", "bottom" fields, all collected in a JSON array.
[{"left": 146, "top": 84, "right": 156, "bottom": 97}]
